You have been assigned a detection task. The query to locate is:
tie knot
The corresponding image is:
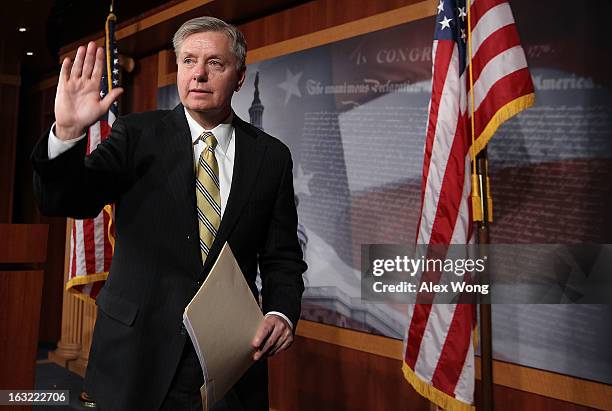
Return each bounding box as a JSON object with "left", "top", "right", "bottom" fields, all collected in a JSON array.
[{"left": 199, "top": 131, "right": 218, "bottom": 149}]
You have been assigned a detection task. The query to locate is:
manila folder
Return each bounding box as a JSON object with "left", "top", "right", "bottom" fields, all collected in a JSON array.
[{"left": 183, "top": 242, "right": 263, "bottom": 409}]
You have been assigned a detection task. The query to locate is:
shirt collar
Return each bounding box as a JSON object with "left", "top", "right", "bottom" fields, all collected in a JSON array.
[{"left": 184, "top": 108, "right": 234, "bottom": 155}]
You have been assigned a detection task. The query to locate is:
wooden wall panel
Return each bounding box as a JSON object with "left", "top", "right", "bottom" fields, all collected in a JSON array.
[
  {"left": 0, "top": 224, "right": 48, "bottom": 263},
  {"left": 482, "top": 384, "right": 601, "bottom": 411},
  {"left": 268, "top": 336, "right": 431, "bottom": 411},
  {"left": 14, "top": 82, "right": 55, "bottom": 225},
  {"left": 0, "top": 270, "right": 44, "bottom": 394},
  {"left": 287, "top": 321, "right": 612, "bottom": 410},
  {"left": 0, "top": 80, "right": 20, "bottom": 223},
  {"left": 123, "top": 53, "right": 159, "bottom": 113},
  {"left": 240, "top": 0, "right": 427, "bottom": 51},
  {"left": 36, "top": 217, "right": 66, "bottom": 343},
  {"left": 269, "top": 336, "right": 605, "bottom": 411},
  {"left": 14, "top": 80, "right": 66, "bottom": 344},
  {"left": 0, "top": 225, "right": 48, "bottom": 393}
]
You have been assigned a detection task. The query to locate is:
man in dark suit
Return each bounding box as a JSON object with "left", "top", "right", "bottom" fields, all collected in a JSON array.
[{"left": 32, "top": 16, "right": 306, "bottom": 411}]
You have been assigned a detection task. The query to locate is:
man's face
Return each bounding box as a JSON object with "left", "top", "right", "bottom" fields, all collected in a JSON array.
[{"left": 176, "top": 31, "right": 245, "bottom": 118}]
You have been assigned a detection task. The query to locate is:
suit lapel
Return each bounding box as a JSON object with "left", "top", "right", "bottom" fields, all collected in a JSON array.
[
  {"left": 159, "top": 104, "right": 197, "bottom": 214},
  {"left": 203, "top": 115, "right": 267, "bottom": 273},
  {"left": 158, "top": 105, "right": 202, "bottom": 274}
]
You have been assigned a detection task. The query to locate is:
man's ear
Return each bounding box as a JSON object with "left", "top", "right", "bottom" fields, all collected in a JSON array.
[{"left": 235, "top": 67, "right": 246, "bottom": 92}]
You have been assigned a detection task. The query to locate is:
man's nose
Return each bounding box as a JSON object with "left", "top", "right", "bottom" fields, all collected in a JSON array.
[{"left": 193, "top": 64, "right": 208, "bottom": 82}]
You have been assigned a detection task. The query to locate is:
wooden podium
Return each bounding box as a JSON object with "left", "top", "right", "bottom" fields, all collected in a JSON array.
[{"left": 0, "top": 224, "right": 49, "bottom": 398}]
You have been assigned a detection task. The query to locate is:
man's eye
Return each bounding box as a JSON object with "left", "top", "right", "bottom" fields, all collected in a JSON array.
[
  {"left": 183, "top": 58, "right": 194, "bottom": 64},
  {"left": 209, "top": 60, "right": 223, "bottom": 68}
]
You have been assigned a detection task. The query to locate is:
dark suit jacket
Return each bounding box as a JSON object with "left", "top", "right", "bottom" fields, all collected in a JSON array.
[{"left": 31, "top": 104, "right": 307, "bottom": 411}]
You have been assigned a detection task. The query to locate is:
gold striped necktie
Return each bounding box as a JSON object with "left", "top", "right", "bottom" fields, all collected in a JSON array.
[{"left": 195, "top": 131, "right": 221, "bottom": 264}]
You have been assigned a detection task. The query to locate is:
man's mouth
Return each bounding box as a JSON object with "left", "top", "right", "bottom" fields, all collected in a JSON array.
[{"left": 189, "top": 89, "right": 212, "bottom": 94}]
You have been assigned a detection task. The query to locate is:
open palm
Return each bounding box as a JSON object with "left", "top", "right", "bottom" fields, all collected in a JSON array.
[{"left": 54, "top": 41, "right": 123, "bottom": 140}]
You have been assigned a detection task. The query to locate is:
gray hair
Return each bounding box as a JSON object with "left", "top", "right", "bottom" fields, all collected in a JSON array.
[{"left": 173, "top": 16, "right": 247, "bottom": 72}]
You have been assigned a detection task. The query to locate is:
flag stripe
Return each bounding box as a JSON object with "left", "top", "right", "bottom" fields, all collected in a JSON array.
[
  {"left": 453, "top": 334, "right": 475, "bottom": 402},
  {"left": 470, "top": 46, "right": 528, "bottom": 114},
  {"left": 428, "top": 112, "right": 469, "bottom": 245},
  {"left": 473, "top": 68, "right": 533, "bottom": 138},
  {"left": 418, "top": 44, "right": 461, "bottom": 245},
  {"left": 83, "top": 219, "right": 96, "bottom": 274},
  {"left": 414, "top": 303, "right": 457, "bottom": 381},
  {"left": 420, "top": 40, "right": 449, "bottom": 207},
  {"left": 450, "top": 155, "right": 474, "bottom": 244},
  {"left": 94, "top": 211, "right": 105, "bottom": 272},
  {"left": 75, "top": 221, "right": 84, "bottom": 276},
  {"left": 406, "top": 303, "right": 433, "bottom": 368},
  {"left": 71, "top": 223, "right": 77, "bottom": 275},
  {"left": 103, "top": 208, "right": 113, "bottom": 271},
  {"left": 431, "top": 304, "right": 474, "bottom": 394},
  {"left": 470, "top": 2, "right": 515, "bottom": 56},
  {"left": 468, "top": 0, "right": 506, "bottom": 31},
  {"left": 91, "top": 280, "right": 104, "bottom": 299},
  {"left": 89, "top": 122, "right": 101, "bottom": 154},
  {"left": 469, "top": 24, "right": 520, "bottom": 85},
  {"left": 419, "top": 39, "right": 442, "bottom": 213}
]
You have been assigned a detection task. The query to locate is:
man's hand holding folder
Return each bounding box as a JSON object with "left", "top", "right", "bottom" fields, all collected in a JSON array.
[
  {"left": 252, "top": 314, "right": 293, "bottom": 361},
  {"left": 183, "top": 242, "right": 295, "bottom": 410}
]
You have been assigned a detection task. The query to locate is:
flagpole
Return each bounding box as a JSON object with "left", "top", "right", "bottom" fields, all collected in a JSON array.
[
  {"left": 80, "top": 5, "right": 116, "bottom": 409},
  {"left": 475, "top": 150, "right": 494, "bottom": 411},
  {"left": 466, "top": 0, "right": 494, "bottom": 409}
]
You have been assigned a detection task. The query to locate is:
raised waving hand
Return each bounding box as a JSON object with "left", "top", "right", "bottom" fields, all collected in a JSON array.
[{"left": 54, "top": 41, "right": 123, "bottom": 140}]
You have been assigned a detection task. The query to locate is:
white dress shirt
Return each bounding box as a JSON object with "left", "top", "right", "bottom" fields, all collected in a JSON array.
[{"left": 47, "top": 110, "right": 293, "bottom": 330}]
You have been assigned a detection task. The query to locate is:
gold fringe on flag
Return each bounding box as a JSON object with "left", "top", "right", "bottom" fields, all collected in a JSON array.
[
  {"left": 402, "top": 363, "right": 475, "bottom": 411},
  {"left": 469, "top": 93, "right": 535, "bottom": 159}
]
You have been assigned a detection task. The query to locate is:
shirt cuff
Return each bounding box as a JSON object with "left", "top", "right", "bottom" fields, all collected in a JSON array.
[
  {"left": 48, "top": 122, "right": 87, "bottom": 159},
  {"left": 265, "top": 311, "right": 293, "bottom": 331}
]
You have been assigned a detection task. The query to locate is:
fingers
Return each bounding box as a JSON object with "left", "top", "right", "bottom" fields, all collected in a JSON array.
[
  {"left": 91, "top": 46, "right": 105, "bottom": 80},
  {"left": 259, "top": 326, "right": 281, "bottom": 358},
  {"left": 252, "top": 320, "right": 273, "bottom": 350},
  {"left": 59, "top": 57, "right": 72, "bottom": 83},
  {"left": 278, "top": 331, "right": 293, "bottom": 352},
  {"left": 69, "top": 42, "right": 100, "bottom": 80},
  {"left": 70, "top": 45, "right": 86, "bottom": 79},
  {"left": 268, "top": 331, "right": 293, "bottom": 357},
  {"left": 252, "top": 316, "right": 293, "bottom": 361},
  {"left": 81, "top": 42, "right": 97, "bottom": 79},
  {"left": 100, "top": 87, "right": 124, "bottom": 112},
  {"left": 252, "top": 319, "right": 276, "bottom": 361}
]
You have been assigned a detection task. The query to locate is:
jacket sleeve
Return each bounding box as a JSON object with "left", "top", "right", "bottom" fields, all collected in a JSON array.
[
  {"left": 258, "top": 150, "right": 307, "bottom": 328},
  {"left": 31, "top": 117, "right": 133, "bottom": 219}
]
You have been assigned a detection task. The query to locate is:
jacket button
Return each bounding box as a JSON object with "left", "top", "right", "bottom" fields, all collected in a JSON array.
[
  {"left": 180, "top": 324, "right": 187, "bottom": 335},
  {"left": 186, "top": 234, "right": 191, "bottom": 240}
]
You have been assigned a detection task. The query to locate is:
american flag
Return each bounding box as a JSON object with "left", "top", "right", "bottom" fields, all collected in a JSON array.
[
  {"left": 402, "top": 0, "right": 534, "bottom": 409},
  {"left": 66, "top": 11, "right": 120, "bottom": 302}
]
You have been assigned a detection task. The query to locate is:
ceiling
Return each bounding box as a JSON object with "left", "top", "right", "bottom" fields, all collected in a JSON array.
[
  {"left": 1, "top": 0, "right": 307, "bottom": 81},
  {"left": 1, "top": 0, "right": 171, "bottom": 78}
]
